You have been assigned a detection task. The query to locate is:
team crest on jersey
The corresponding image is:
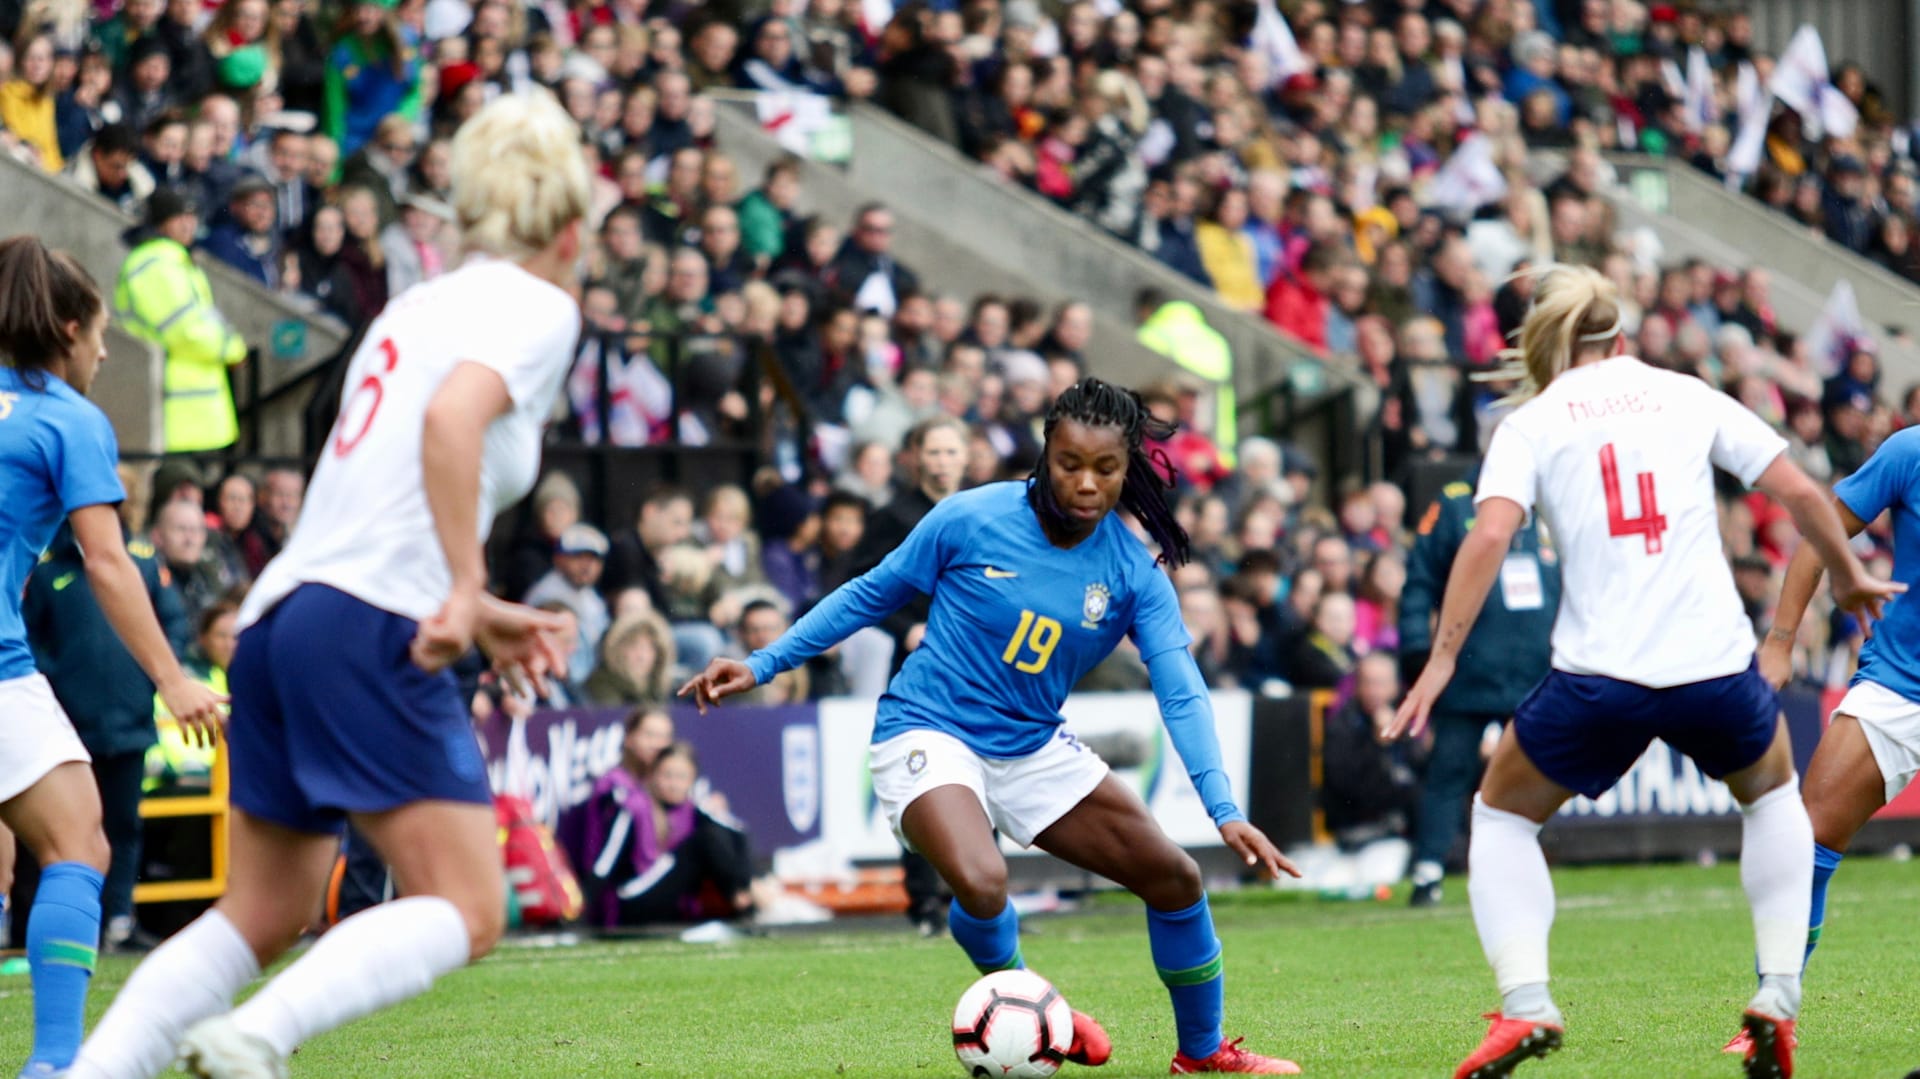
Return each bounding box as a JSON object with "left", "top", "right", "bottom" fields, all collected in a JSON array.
[
  {"left": 1082, "top": 583, "right": 1111, "bottom": 628},
  {"left": 906, "top": 749, "right": 927, "bottom": 776}
]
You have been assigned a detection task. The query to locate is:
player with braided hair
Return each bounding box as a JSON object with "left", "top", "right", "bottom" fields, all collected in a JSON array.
[{"left": 684, "top": 376, "right": 1302, "bottom": 1074}]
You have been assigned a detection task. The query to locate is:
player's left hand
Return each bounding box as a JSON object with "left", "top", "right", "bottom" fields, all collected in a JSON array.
[
  {"left": 1220, "top": 821, "right": 1299, "bottom": 880},
  {"left": 476, "top": 598, "right": 572, "bottom": 698},
  {"left": 1388, "top": 656, "right": 1455, "bottom": 741}
]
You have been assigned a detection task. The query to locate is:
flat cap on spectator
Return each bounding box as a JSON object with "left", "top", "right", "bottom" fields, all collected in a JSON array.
[
  {"left": 152, "top": 458, "right": 205, "bottom": 501},
  {"left": 1830, "top": 155, "right": 1867, "bottom": 175},
  {"left": 230, "top": 175, "right": 275, "bottom": 201},
  {"left": 558, "top": 524, "right": 610, "bottom": 557},
  {"left": 257, "top": 110, "right": 318, "bottom": 135},
  {"left": 403, "top": 192, "right": 456, "bottom": 222},
  {"left": 1000, "top": 350, "right": 1048, "bottom": 388},
  {"left": 1281, "top": 446, "right": 1319, "bottom": 480}
]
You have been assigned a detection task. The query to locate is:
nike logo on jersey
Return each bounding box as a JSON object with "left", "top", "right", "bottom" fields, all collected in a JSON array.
[
  {"left": 51, "top": 572, "right": 76, "bottom": 591},
  {"left": 984, "top": 567, "right": 1019, "bottom": 579}
]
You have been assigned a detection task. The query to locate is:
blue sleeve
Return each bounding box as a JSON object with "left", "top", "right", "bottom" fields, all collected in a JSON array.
[
  {"left": 1145, "top": 647, "right": 1245, "bottom": 827},
  {"left": 1127, "top": 562, "right": 1192, "bottom": 661},
  {"left": 45, "top": 401, "right": 126, "bottom": 513},
  {"left": 747, "top": 494, "right": 969, "bottom": 683},
  {"left": 1835, "top": 430, "right": 1920, "bottom": 524}
]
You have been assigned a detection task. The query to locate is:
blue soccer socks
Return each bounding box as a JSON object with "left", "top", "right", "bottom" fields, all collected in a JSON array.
[
  {"left": 1148, "top": 895, "right": 1225, "bottom": 1061},
  {"left": 949, "top": 899, "right": 1023, "bottom": 974},
  {"left": 26, "top": 861, "right": 104, "bottom": 1068}
]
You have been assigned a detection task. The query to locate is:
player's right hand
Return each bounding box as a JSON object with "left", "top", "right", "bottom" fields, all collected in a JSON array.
[
  {"left": 677, "top": 658, "right": 757, "bottom": 714},
  {"left": 1388, "top": 655, "right": 1454, "bottom": 741},
  {"left": 159, "top": 675, "right": 226, "bottom": 749},
  {"left": 1831, "top": 565, "right": 1905, "bottom": 639}
]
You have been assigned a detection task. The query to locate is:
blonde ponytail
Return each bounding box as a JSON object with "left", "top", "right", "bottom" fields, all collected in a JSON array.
[
  {"left": 1482, "top": 263, "right": 1623, "bottom": 404},
  {"left": 450, "top": 90, "right": 591, "bottom": 261}
]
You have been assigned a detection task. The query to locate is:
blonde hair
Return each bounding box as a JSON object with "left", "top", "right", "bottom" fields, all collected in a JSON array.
[
  {"left": 1485, "top": 264, "right": 1623, "bottom": 404},
  {"left": 450, "top": 91, "right": 590, "bottom": 261}
]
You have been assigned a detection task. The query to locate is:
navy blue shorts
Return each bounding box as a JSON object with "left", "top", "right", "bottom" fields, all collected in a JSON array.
[
  {"left": 227, "top": 583, "right": 491, "bottom": 835},
  {"left": 1512, "top": 661, "right": 1780, "bottom": 799}
]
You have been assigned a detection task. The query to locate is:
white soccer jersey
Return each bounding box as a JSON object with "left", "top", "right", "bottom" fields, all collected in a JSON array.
[
  {"left": 1475, "top": 356, "right": 1787, "bottom": 687},
  {"left": 241, "top": 258, "right": 580, "bottom": 627}
]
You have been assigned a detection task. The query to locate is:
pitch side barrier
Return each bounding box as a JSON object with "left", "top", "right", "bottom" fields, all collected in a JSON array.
[{"left": 480, "top": 684, "right": 1920, "bottom": 896}]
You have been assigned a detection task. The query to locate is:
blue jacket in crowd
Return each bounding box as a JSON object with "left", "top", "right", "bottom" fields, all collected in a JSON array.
[
  {"left": 1398, "top": 469, "right": 1559, "bottom": 718},
  {"left": 23, "top": 524, "right": 188, "bottom": 758}
]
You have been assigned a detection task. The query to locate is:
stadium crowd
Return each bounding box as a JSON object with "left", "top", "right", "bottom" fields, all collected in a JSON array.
[{"left": 2, "top": 0, "right": 1917, "bottom": 894}]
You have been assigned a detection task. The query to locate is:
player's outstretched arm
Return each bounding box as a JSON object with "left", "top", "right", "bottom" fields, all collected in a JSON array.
[
  {"left": 1754, "top": 455, "right": 1902, "bottom": 632},
  {"left": 71, "top": 503, "right": 223, "bottom": 746},
  {"left": 1388, "top": 496, "right": 1523, "bottom": 741}
]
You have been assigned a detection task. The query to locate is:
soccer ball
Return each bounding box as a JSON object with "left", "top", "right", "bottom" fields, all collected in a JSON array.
[{"left": 950, "top": 969, "right": 1074, "bottom": 1078}]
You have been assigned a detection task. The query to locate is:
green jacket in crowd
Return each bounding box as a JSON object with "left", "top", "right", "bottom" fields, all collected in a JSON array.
[
  {"left": 115, "top": 236, "right": 248, "bottom": 453},
  {"left": 1398, "top": 469, "right": 1560, "bottom": 718}
]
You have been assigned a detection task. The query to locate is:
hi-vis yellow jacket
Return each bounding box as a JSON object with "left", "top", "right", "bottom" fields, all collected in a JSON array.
[{"left": 114, "top": 238, "right": 247, "bottom": 452}]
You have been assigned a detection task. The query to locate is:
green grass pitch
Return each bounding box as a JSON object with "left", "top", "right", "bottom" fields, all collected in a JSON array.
[{"left": 4, "top": 859, "right": 1918, "bottom": 1077}]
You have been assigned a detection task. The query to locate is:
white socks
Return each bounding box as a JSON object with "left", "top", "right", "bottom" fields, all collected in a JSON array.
[
  {"left": 1468, "top": 795, "right": 1560, "bottom": 1022},
  {"left": 229, "top": 896, "right": 473, "bottom": 1057},
  {"left": 69, "top": 910, "right": 260, "bottom": 1079},
  {"left": 1741, "top": 780, "right": 1813, "bottom": 1008}
]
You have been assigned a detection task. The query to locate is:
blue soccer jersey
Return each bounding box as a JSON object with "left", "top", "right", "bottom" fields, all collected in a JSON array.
[
  {"left": 0, "top": 366, "right": 125, "bottom": 681},
  {"left": 1837, "top": 427, "right": 1920, "bottom": 702},
  {"left": 750, "top": 482, "right": 1192, "bottom": 754}
]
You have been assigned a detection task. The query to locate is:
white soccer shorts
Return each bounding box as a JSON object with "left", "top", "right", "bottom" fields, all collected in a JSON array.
[
  {"left": 0, "top": 673, "right": 90, "bottom": 803},
  {"left": 1835, "top": 679, "right": 1920, "bottom": 804},
  {"left": 869, "top": 727, "right": 1109, "bottom": 849}
]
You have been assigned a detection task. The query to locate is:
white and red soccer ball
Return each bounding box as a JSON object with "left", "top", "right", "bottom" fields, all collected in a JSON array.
[{"left": 951, "top": 970, "right": 1074, "bottom": 1078}]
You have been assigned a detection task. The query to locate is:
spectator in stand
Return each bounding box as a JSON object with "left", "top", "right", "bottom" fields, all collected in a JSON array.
[
  {"left": 239, "top": 465, "right": 300, "bottom": 577},
  {"left": 93, "top": 0, "right": 164, "bottom": 74},
  {"left": 1, "top": 34, "right": 63, "bottom": 170},
  {"left": 206, "top": 472, "right": 255, "bottom": 588},
  {"left": 583, "top": 611, "right": 675, "bottom": 708},
  {"left": 582, "top": 741, "right": 755, "bottom": 928},
  {"left": 757, "top": 482, "right": 822, "bottom": 613},
  {"left": 500, "top": 472, "right": 581, "bottom": 603},
  {"left": 738, "top": 154, "right": 801, "bottom": 264},
  {"left": 1290, "top": 591, "right": 1357, "bottom": 692},
  {"left": 335, "top": 183, "right": 389, "bottom": 319},
  {"left": 1265, "top": 241, "right": 1342, "bottom": 355},
  {"left": 731, "top": 599, "right": 807, "bottom": 704},
  {"left": 114, "top": 189, "right": 250, "bottom": 455},
  {"left": 293, "top": 203, "right": 362, "bottom": 327},
  {"left": 64, "top": 122, "right": 153, "bottom": 214},
  {"left": 606, "top": 486, "right": 694, "bottom": 617},
  {"left": 111, "top": 37, "right": 171, "bottom": 135},
  {"left": 379, "top": 192, "right": 452, "bottom": 298},
  {"left": 1320, "top": 652, "right": 1421, "bottom": 885},
  {"left": 324, "top": 0, "right": 420, "bottom": 157},
  {"left": 201, "top": 176, "right": 283, "bottom": 287},
  {"left": 1353, "top": 549, "right": 1404, "bottom": 656},
  {"left": 830, "top": 203, "right": 918, "bottom": 318},
  {"left": 338, "top": 113, "right": 414, "bottom": 228},
  {"left": 148, "top": 499, "right": 231, "bottom": 625},
  {"left": 524, "top": 523, "right": 613, "bottom": 681},
  {"left": 1195, "top": 186, "right": 1261, "bottom": 312}
]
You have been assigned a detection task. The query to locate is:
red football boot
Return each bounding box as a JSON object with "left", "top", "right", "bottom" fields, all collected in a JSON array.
[
  {"left": 1740, "top": 1010, "right": 1795, "bottom": 1079},
  {"left": 1066, "top": 1010, "right": 1111, "bottom": 1067},
  {"left": 1452, "top": 1012, "right": 1563, "bottom": 1079},
  {"left": 1722, "top": 1022, "right": 1798, "bottom": 1056},
  {"left": 1168, "top": 1036, "right": 1301, "bottom": 1074}
]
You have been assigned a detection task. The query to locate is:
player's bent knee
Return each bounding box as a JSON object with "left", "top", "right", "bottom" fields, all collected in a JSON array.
[
  {"left": 37, "top": 825, "right": 110, "bottom": 873},
  {"left": 948, "top": 861, "right": 1010, "bottom": 915},
  {"left": 1138, "top": 851, "right": 1204, "bottom": 910}
]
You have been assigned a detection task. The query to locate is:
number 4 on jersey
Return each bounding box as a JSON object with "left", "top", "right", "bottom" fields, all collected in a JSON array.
[{"left": 1599, "top": 443, "right": 1667, "bottom": 554}]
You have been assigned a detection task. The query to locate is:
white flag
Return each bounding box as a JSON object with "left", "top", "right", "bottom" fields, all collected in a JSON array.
[
  {"left": 1425, "top": 133, "right": 1507, "bottom": 217},
  {"left": 1768, "top": 24, "right": 1856, "bottom": 141},
  {"left": 1251, "top": 0, "right": 1312, "bottom": 87},
  {"left": 1726, "top": 61, "right": 1770, "bottom": 184},
  {"left": 1804, "top": 279, "right": 1868, "bottom": 378},
  {"left": 1683, "top": 45, "right": 1717, "bottom": 134}
]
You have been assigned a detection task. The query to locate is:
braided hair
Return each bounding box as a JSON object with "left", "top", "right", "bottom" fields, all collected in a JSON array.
[{"left": 1028, "top": 377, "right": 1192, "bottom": 567}]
